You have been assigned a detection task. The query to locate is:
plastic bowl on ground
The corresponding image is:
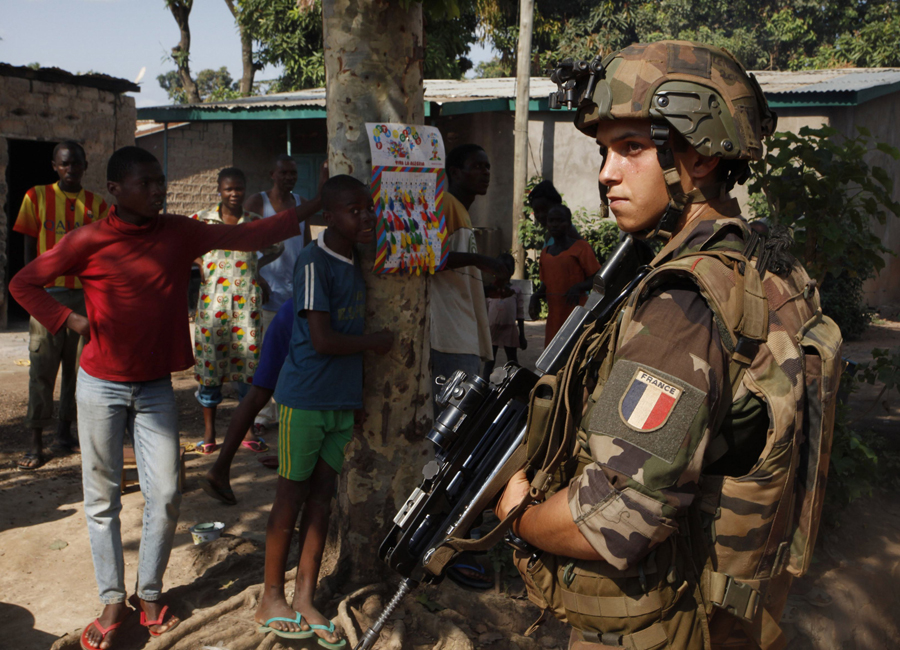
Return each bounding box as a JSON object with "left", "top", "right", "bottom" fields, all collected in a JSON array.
[{"left": 190, "top": 521, "right": 225, "bottom": 545}]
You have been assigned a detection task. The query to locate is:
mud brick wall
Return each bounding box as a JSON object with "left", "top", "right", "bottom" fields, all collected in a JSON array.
[
  {"left": 137, "top": 122, "right": 234, "bottom": 217},
  {"left": 0, "top": 74, "right": 136, "bottom": 327}
]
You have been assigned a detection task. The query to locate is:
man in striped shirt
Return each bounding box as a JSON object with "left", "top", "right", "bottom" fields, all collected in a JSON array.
[{"left": 12, "top": 140, "right": 108, "bottom": 470}]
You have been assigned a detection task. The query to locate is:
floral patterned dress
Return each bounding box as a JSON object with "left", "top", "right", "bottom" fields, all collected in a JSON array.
[{"left": 192, "top": 206, "right": 265, "bottom": 387}]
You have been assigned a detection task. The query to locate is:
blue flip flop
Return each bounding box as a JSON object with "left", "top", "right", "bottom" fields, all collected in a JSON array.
[
  {"left": 308, "top": 621, "right": 347, "bottom": 649},
  {"left": 258, "top": 612, "right": 315, "bottom": 639}
]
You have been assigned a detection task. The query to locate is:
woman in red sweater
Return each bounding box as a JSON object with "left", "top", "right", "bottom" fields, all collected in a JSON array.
[{"left": 10, "top": 147, "right": 324, "bottom": 650}]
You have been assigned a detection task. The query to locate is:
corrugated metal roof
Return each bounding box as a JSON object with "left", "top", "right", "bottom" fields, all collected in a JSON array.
[
  {"left": 754, "top": 68, "right": 900, "bottom": 94},
  {"left": 136, "top": 68, "right": 900, "bottom": 121},
  {"left": 0, "top": 62, "right": 141, "bottom": 94}
]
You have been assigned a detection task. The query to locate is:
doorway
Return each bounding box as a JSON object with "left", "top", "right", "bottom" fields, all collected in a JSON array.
[{"left": 4, "top": 138, "right": 59, "bottom": 326}]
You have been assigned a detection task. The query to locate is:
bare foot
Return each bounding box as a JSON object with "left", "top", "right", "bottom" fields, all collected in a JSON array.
[
  {"left": 255, "top": 592, "right": 304, "bottom": 633},
  {"left": 293, "top": 598, "right": 343, "bottom": 645},
  {"left": 82, "top": 602, "right": 129, "bottom": 649}
]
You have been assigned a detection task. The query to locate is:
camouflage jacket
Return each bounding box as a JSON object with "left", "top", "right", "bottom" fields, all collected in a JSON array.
[{"left": 568, "top": 199, "right": 763, "bottom": 571}]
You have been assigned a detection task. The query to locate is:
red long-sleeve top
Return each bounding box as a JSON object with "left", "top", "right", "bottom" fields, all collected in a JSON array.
[{"left": 9, "top": 205, "right": 301, "bottom": 383}]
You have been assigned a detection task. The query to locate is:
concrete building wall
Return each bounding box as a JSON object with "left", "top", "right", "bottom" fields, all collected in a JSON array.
[
  {"left": 830, "top": 96, "right": 900, "bottom": 310},
  {"left": 138, "top": 122, "right": 234, "bottom": 217},
  {"left": 0, "top": 74, "right": 135, "bottom": 327}
]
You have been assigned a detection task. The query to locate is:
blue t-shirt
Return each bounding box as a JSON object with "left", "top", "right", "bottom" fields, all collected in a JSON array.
[
  {"left": 274, "top": 234, "right": 366, "bottom": 410},
  {"left": 253, "top": 298, "right": 294, "bottom": 391}
]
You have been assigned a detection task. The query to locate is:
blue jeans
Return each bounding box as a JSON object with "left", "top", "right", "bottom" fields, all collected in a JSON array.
[
  {"left": 430, "top": 350, "right": 482, "bottom": 418},
  {"left": 195, "top": 381, "right": 250, "bottom": 408},
  {"left": 76, "top": 368, "right": 182, "bottom": 605}
]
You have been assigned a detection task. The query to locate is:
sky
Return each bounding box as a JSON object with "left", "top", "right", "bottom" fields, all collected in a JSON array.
[{"left": 0, "top": 0, "right": 495, "bottom": 108}]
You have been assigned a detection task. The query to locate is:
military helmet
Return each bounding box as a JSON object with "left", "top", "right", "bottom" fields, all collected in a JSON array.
[{"left": 552, "top": 40, "right": 776, "bottom": 161}]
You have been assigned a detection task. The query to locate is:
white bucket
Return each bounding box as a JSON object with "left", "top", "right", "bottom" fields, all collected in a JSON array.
[{"left": 190, "top": 521, "right": 225, "bottom": 545}]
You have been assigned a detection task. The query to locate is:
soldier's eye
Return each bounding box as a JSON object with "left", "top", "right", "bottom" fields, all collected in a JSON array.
[{"left": 598, "top": 146, "right": 608, "bottom": 157}]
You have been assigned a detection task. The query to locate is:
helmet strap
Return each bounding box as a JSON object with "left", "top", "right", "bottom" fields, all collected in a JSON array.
[{"left": 649, "top": 123, "right": 690, "bottom": 241}]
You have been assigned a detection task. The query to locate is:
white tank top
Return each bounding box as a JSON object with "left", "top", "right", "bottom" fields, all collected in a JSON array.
[{"left": 258, "top": 192, "right": 307, "bottom": 311}]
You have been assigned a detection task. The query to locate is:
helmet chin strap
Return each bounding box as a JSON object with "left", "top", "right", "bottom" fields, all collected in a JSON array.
[{"left": 644, "top": 123, "right": 726, "bottom": 241}]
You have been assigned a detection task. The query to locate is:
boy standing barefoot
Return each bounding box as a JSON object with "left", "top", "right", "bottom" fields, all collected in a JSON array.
[
  {"left": 255, "top": 175, "right": 393, "bottom": 647},
  {"left": 10, "top": 147, "right": 320, "bottom": 650}
]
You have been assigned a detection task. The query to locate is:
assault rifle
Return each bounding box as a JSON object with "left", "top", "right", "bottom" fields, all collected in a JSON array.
[{"left": 353, "top": 235, "right": 652, "bottom": 650}]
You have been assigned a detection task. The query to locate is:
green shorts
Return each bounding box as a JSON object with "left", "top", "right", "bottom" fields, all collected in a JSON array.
[{"left": 277, "top": 405, "right": 354, "bottom": 481}]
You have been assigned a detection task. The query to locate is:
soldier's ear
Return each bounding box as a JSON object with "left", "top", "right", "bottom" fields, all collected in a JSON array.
[{"left": 685, "top": 151, "right": 720, "bottom": 186}]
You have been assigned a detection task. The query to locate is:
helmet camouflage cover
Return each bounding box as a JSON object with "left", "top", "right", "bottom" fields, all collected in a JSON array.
[{"left": 563, "top": 40, "right": 777, "bottom": 161}]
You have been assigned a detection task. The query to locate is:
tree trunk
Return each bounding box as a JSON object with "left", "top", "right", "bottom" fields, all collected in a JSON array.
[
  {"left": 223, "top": 0, "right": 256, "bottom": 96},
  {"left": 321, "top": 0, "right": 432, "bottom": 586},
  {"left": 167, "top": 0, "right": 202, "bottom": 104}
]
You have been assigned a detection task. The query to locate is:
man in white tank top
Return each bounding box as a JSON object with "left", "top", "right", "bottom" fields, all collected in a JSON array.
[{"left": 245, "top": 154, "right": 308, "bottom": 428}]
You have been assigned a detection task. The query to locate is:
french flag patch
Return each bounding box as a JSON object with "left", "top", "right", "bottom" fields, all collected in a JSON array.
[{"left": 619, "top": 368, "right": 683, "bottom": 432}]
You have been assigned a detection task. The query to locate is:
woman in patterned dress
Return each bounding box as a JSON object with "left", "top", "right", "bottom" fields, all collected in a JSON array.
[{"left": 192, "top": 168, "right": 280, "bottom": 453}]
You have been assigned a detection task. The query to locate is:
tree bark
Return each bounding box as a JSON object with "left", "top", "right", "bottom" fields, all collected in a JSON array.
[
  {"left": 166, "top": 0, "right": 202, "bottom": 104},
  {"left": 223, "top": 0, "right": 256, "bottom": 96},
  {"left": 321, "top": 0, "right": 431, "bottom": 586}
]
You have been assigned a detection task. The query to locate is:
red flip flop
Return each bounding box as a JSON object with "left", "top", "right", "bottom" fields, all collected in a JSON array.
[
  {"left": 140, "top": 604, "right": 180, "bottom": 637},
  {"left": 80, "top": 618, "right": 123, "bottom": 650}
]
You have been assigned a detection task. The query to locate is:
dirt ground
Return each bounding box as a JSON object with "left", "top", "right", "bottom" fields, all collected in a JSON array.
[{"left": 1, "top": 319, "right": 900, "bottom": 649}]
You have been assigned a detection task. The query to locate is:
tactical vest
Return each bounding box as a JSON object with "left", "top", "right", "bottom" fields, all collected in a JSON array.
[{"left": 515, "top": 217, "right": 843, "bottom": 650}]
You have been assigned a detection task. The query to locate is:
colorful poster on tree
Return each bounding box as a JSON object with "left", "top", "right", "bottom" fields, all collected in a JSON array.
[{"left": 366, "top": 123, "right": 448, "bottom": 275}]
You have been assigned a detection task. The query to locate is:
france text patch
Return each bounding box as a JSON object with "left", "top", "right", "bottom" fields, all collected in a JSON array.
[
  {"left": 584, "top": 360, "right": 706, "bottom": 464},
  {"left": 619, "top": 368, "right": 683, "bottom": 432}
]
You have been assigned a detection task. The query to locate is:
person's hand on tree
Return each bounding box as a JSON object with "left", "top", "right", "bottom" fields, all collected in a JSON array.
[{"left": 66, "top": 313, "right": 90, "bottom": 342}]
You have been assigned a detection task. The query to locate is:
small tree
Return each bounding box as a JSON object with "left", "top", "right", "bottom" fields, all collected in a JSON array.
[{"left": 749, "top": 125, "right": 900, "bottom": 339}]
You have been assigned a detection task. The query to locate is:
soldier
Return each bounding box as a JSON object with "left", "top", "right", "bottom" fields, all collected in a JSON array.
[{"left": 495, "top": 41, "right": 842, "bottom": 650}]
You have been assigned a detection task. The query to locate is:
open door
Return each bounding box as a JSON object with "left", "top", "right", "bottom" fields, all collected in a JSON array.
[{"left": 4, "top": 139, "right": 59, "bottom": 327}]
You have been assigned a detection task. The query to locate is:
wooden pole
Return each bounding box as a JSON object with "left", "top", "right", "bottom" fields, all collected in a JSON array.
[{"left": 511, "top": 0, "right": 535, "bottom": 279}]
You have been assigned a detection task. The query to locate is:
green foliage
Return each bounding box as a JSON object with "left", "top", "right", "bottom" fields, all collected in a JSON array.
[
  {"left": 234, "top": 0, "right": 477, "bottom": 89},
  {"left": 748, "top": 126, "right": 900, "bottom": 340},
  {"left": 236, "top": 0, "right": 324, "bottom": 92},
  {"left": 856, "top": 347, "right": 900, "bottom": 397},
  {"left": 827, "top": 346, "right": 900, "bottom": 515},
  {"left": 472, "top": 0, "right": 900, "bottom": 75},
  {"left": 827, "top": 403, "right": 878, "bottom": 511},
  {"left": 157, "top": 67, "right": 240, "bottom": 104},
  {"left": 472, "top": 57, "right": 507, "bottom": 79},
  {"left": 574, "top": 211, "right": 619, "bottom": 264},
  {"left": 424, "top": 5, "right": 478, "bottom": 79}
]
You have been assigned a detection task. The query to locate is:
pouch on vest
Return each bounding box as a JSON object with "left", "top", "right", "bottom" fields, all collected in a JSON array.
[{"left": 788, "top": 310, "right": 842, "bottom": 576}]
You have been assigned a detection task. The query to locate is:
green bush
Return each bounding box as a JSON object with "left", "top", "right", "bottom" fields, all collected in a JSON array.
[{"left": 749, "top": 126, "right": 900, "bottom": 340}]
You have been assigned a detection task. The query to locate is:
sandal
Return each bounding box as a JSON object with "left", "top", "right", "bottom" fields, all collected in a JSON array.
[
  {"left": 80, "top": 618, "right": 123, "bottom": 650},
  {"left": 195, "top": 441, "right": 218, "bottom": 455},
  {"left": 308, "top": 620, "right": 347, "bottom": 649},
  {"left": 17, "top": 452, "right": 44, "bottom": 471},
  {"left": 258, "top": 612, "right": 315, "bottom": 639},
  {"left": 241, "top": 437, "right": 268, "bottom": 453},
  {"left": 139, "top": 604, "right": 180, "bottom": 637}
]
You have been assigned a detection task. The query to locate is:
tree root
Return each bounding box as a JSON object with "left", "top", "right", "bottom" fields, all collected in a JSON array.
[{"left": 335, "top": 582, "right": 385, "bottom": 647}]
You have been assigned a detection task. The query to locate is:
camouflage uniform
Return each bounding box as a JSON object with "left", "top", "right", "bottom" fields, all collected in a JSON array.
[{"left": 522, "top": 41, "right": 842, "bottom": 650}]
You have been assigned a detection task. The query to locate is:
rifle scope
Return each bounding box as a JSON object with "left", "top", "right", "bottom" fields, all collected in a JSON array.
[{"left": 427, "top": 370, "right": 490, "bottom": 454}]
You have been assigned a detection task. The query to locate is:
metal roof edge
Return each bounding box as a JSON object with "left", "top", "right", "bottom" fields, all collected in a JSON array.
[{"left": 136, "top": 106, "right": 328, "bottom": 121}]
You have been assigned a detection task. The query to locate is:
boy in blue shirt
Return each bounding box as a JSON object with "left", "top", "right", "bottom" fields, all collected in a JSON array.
[{"left": 255, "top": 175, "right": 393, "bottom": 647}]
